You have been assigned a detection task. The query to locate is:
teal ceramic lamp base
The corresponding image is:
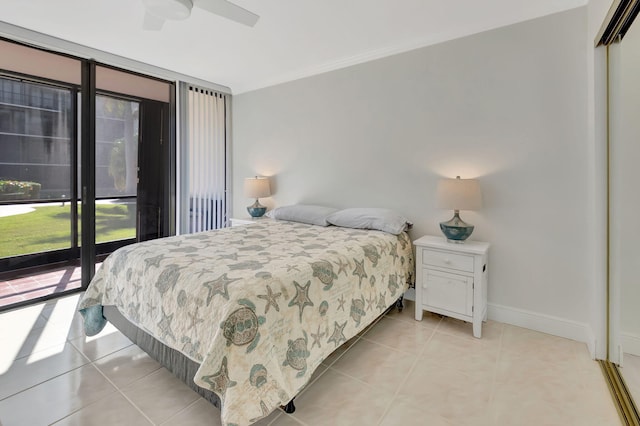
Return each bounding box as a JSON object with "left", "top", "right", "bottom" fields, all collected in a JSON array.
[
  {"left": 439, "top": 210, "right": 474, "bottom": 243},
  {"left": 247, "top": 199, "right": 266, "bottom": 218}
]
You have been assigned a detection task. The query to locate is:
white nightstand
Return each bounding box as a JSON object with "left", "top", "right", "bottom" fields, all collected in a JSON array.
[
  {"left": 413, "top": 235, "right": 490, "bottom": 338},
  {"left": 229, "top": 217, "right": 267, "bottom": 227}
]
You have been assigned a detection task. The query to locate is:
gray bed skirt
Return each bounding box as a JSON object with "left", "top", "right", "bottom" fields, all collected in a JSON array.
[{"left": 103, "top": 306, "right": 221, "bottom": 409}]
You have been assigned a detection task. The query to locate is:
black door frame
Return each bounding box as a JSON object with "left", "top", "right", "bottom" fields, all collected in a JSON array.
[{"left": 80, "top": 60, "right": 96, "bottom": 288}]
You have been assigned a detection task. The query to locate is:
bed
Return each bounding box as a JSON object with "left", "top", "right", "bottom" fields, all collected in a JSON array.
[{"left": 79, "top": 218, "right": 414, "bottom": 426}]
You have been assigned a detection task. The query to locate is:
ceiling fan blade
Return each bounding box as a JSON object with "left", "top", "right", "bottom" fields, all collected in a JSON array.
[
  {"left": 143, "top": 11, "right": 166, "bottom": 31},
  {"left": 194, "top": 0, "right": 259, "bottom": 27}
]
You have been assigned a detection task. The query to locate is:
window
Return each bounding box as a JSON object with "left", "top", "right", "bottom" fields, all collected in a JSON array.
[{"left": 0, "top": 78, "right": 73, "bottom": 203}]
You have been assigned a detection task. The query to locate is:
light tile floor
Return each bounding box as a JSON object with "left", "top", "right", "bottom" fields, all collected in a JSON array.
[{"left": 0, "top": 294, "right": 621, "bottom": 426}]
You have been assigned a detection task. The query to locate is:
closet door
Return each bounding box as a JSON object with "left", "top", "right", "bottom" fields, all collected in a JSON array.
[{"left": 608, "top": 20, "right": 640, "bottom": 411}]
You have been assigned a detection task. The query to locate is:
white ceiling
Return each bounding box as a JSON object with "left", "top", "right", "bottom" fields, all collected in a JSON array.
[{"left": 1, "top": 0, "right": 586, "bottom": 94}]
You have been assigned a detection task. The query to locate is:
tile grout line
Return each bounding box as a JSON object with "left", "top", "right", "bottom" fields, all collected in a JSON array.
[
  {"left": 87, "top": 355, "right": 157, "bottom": 425},
  {"left": 268, "top": 408, "right": 307, "bottom": 426},
  {"left": 0, "top": 364, "right": 88, "bottom": 403},
  {"left": 48, "top": 363, "right": 123, "bottom": 425},
  {"left": 374, "top": 314, "right": 441, "bottom": 426},
  {"left": 0, "top": 341, "right": 92, "bottom": 402},
  {"left": 359, "top": 324, "right": 438, "bottom": 357},
  {"left": 157, "top": 392, "right": 213, "bottom": 426},
  {"left": 46, "top": 329, "right": 153, "bottom": 424}
]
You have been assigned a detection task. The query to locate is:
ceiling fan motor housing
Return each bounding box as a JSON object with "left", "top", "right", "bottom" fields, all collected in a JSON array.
[{"left": 143, "top": 0, "right": 193, "bottom": 20}]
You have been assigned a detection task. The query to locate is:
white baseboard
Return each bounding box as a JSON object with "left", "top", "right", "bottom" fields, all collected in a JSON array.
[
  {"left": 488, "top": 303, "right": 597, "bottom": 358},
  {"left": 621, "top": 332, "right": 640, "bottom": 357}
]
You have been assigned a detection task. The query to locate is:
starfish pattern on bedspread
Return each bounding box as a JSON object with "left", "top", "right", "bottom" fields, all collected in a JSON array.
[
  {"left": 337, "top": 295, "right": 346, "bottom": 311},
  {"left": 366, "top": 293, "right": 376, "bottom": 311},
  {"left": 157, "top": 308, "right": 176, "bottom": 342},
  {"left": 288, "top": 280, "right": 314, "bottom": 322},
  {"left": 327, "top": 320, "right": 347, "bottom": 348},
  {"left": 187, "top": 305, "right": 205, "bottom": 334},
  {"left": 257, "top": 285, "right": 282, "bottom": 314},
  {"left": 352, "top": 258, "right": 368, "bottom": 287},
  {"left": 310, "top": 324, "right": 326, "bottom": 349},
  {"left": 285, "top": 264, "right": 301, "bottom": 272},
  {"left": 203, "top": 273, "right": 240, "bottom": 305},
  {"left": 201, "top": 356, "right": 237, "bottom": 394},
  {"left": 334, "top": 257, "right": 350, "bottom": 276}
]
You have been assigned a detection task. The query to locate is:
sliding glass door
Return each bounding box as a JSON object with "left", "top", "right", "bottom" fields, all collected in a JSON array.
[
  {"left": 0, "top": 40, "right": 174, "bottom": 309},
  {"left": 0, "top": 84, "right": 143, "bottom": 263},
  {"left": 0, "top": 79, "right": 172, "bottom": 308}
]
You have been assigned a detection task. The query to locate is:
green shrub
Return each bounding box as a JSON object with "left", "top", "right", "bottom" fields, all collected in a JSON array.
[{"left": 0, "top": 180, "right": 41, "bottom": 200}]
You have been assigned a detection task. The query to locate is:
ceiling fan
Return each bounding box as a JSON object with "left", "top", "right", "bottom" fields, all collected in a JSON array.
[{"left": 142, "top": 0, "right": 259, "bottom": 30}]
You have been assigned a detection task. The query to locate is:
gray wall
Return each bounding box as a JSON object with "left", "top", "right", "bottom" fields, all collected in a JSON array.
[{"left": 232, "top": 9, "right": 591, "bottom": 329}]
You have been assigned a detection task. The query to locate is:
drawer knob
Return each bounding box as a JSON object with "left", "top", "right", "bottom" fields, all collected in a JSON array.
[{"left": 444, "top": 259, "right": 451, "bottom": 264}]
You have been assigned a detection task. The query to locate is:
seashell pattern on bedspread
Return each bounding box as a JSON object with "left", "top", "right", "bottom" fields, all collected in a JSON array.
[{"left": 78, "top": 220, "right": 414, "bottom": 426}]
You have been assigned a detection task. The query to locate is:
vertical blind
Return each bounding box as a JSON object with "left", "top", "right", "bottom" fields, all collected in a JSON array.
[{"left": 179, "top": 83, "right": 228, "bottom": 233}]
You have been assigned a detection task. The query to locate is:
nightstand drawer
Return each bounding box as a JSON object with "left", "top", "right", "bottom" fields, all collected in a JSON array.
[
  {"left": 422, "top": 269, "right": 473, "bottom": 316},
  {"left": 422, "top": 249, "right": 474, "bottom": 272}
]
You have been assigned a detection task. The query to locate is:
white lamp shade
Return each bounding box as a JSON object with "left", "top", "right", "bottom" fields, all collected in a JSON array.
[
  {"left": 244, "top": 177, "right": 271, "bottom": 199},
  {"left": 436, "top": 177, "right": 482, "bottom": 211}
]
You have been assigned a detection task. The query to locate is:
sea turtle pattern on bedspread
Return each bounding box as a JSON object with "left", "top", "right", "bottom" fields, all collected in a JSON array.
[{"left": 78, "top": 220, "right": 414, "bottom": 426}]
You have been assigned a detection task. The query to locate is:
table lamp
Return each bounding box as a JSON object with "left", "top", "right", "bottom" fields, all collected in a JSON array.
[
  {"left": 244, "top": 176, "right": 271, "bottom": 217},
  {"left": 436, "top": 176, "right": 482, "bottom": 242}
]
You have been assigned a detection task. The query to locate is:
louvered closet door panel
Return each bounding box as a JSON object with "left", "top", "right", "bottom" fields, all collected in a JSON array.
[{"left": 422, "top": 269, "right": 473, "bottom": 316}]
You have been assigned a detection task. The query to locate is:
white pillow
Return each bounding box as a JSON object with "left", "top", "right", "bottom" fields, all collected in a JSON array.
[
  {"left": 326, "top": 208, "right": 412, "bottom": 235},
  {"left": 266, "top": 204, "right": 338, "bottom": 226}
]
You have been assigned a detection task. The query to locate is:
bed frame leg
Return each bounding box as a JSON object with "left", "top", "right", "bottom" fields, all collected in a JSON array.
[
  {"left": 396, "top": 296, "right": 404, "bottom": 312},
  {"left": 281, "top": 398, "right": 296, "bottom": 414}
]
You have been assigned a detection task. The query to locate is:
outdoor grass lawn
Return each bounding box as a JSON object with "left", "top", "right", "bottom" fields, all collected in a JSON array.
[{"left": 0, "top": 203, "right": 135, "bottom": 258}]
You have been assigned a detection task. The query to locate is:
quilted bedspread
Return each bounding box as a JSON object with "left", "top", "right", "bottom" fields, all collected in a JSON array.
[{"left": 78, "top": 220, "right": 414, "bottom": 426}]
